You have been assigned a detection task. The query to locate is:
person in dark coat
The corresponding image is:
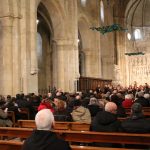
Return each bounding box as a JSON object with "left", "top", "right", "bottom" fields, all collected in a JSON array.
[
  {"left": 54, "top": 100, "right": 72, "bottom": 121},
  {"left": 121, "top": 103, "right": 150, "bottom": 149},
  {"left": 91, "top": 102, "right": 122, "bottom": 147},
  {"left": 87, "top": 97, "right": 102, "bottom": 117},
  {"left": 92, "top": 102, "right": 121, "bottom": 132},
  {"left": 22, "top": 109, "right": 71, "bottom": 150},
  {"left": 135, "top": 91, "right": 149, "bottom": 107},
  {"left": 110, "top": 95, "right": 127, "bottom": 118},
  {"left": 121, "top": 103, "right": 150, "bottom": 133}
]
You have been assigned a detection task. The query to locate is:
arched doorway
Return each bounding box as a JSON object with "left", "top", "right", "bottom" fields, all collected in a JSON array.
[{"left": 37, "top": 3, "right": 54, "bottom": 93}]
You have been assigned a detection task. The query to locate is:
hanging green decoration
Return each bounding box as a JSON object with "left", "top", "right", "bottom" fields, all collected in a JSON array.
[
  {"left": 90, "top": 24, "right": 127, "bottom": 34},
  {"left": 125, "top": 52, "right": 145, "bottom": 56}
]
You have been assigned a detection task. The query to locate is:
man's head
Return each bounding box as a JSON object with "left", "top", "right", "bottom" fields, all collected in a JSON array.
[
  {"left": 35, "top": 109, "right": 54, "bottom": 130},
  {"left": 105, "top": 102, "right": 117, "bottom": 114}
]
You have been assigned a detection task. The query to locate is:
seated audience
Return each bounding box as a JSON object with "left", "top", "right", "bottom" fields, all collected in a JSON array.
[
  {"left": 122, "top": 94, "right": 134, "bottom": 108},
  {"left": 71, "top": 100, "right": 91, "bottom": 124},
  {"left": 54, "top": 100, "right": 72, "bottom": 121},
  {"left": 121, "top": 103, "right": 150, "bottom": 133},
  {"left": 38, "top": 96, "right": 54, "bottom": 113},
  {"left": 144, "top": 93, "right": 150, "bottom": 106},
  {"left": 92, "top": 102, "right": 121, "bottom": 132},
  {"left": 0, "top": 108, "right": 13, "bottom": 127},
  {"left": 135, "top": 91, "right": 149, "bottom": 107},
  {"left": 110, "top": 95, "right": 127, "bottom": 117},
  {"left": 22, "top": 109, "right": 71, "bottom": 150},
  {"left": 87, "top": 97, "right": 102, "bottom": 117},
  {"left": 5, "top": 97, "right": 21, "bottom": 120}
]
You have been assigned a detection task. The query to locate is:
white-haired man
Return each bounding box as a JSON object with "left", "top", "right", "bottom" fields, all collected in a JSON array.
[
  {"left": 22, "top": 109, "right": 71, "bottom": 150},
  {"left": 92, "top": 102, "right": 121, "bottom": 132}
]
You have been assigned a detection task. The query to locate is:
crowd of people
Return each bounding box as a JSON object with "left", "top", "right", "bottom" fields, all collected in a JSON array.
[{"left": 0, "top": 83, "right": 150, "bottom": 149}]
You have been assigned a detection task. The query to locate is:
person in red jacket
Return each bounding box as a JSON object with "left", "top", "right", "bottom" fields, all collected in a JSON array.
[
  {"left": 122, "top": 94, "right": 134, "bottom": 108},
  {"left": 38, "top": 96, "right": 54, "bottom": 113}
]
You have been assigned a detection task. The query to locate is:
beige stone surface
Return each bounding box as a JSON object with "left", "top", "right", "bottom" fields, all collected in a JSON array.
[{"left": 0, "top": 0, "right": 150, "bottom": 95}]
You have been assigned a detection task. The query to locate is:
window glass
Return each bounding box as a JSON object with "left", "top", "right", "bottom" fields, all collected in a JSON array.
[
  {"left": 100, "top": 0, "right": 104, "bottom": 22},
  {"left": 134, "top": 29, "right": 142, "bottom": 40}
]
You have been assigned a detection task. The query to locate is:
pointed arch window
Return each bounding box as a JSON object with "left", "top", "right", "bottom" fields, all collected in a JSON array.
[
  {"left": 100, "top": 0, "right": 104, "bottom": 23},
  {"left": 134, "top": 29, "right": 142, "bottom": 40}
]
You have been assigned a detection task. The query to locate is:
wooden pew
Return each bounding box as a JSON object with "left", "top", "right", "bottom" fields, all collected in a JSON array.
[
  {"left": 0, "top": 140, "right": 136, "bottom": 150},
  {"left": 125, "top": 107, "right": 150, "bottom": 113},
  {"left": 19, "top": 108, "right": 30, "bottom": 120},
  {"left": 0, "top": 140, "right": 22, "bottom": 150},
  {"left": 7, "top": 111, "right": 16, "bottom": 127},
  {"left": 126, "top": 111, "right": 150, "bottom": 117},
  {"left": 18, "top": 120, "right": 90, "bottom": 131},
  {"left": 0, "top": 127, "right": 150, "bottom": 146}
]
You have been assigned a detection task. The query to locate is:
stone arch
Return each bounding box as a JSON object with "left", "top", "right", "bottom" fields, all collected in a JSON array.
[
  {"left": 37, "top": 0, "right": 66, "bottom": 40},
  {"left": 78, "top": 15, "right": 91, "bottom": 50},
  {"left": 36, "top": 0, "right": 68, "bottom": 92}
]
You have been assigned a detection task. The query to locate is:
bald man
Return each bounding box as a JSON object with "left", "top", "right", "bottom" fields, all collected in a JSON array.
[
  {"left": 92, "top": 102, "right": 121, "bottom": 132},
  {"left": 22, "top": 109, "right": 71, "bottom": 150}
]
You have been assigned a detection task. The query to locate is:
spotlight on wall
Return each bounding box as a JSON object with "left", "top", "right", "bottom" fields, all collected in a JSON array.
[{"left": 36, "top": 19, "right": 39, "bottom": 24}]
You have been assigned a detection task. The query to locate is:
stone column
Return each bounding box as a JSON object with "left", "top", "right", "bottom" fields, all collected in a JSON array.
[
  {"left": 53, "top": 39, "right": 79, "bottom": 92},
  {"left": 52, "top": 0, "right": 79, "bottom": 92},
  {"left": 19, "top": 0, "right": 38, "bottom": 94},
  {"left": 12, "top": 16, "right": 21, "bottom": 95},
  {"left": 28, "top": 0, "right": 38, "bottom": 94},
  {"left": 0, "top": 18, "right": 13, "bottom": 95}
]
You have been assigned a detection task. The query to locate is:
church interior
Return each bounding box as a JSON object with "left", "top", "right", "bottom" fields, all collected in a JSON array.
[
  {"left": 0, "top": 1, "right": 150, "bottom": 149},
  {"left": 0, "top": 0, "right": 150, "bottom": 95}
]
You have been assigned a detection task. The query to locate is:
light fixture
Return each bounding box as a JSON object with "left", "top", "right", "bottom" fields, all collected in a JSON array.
[
  {"left": 100, "top": 0, "right": 104, "bottom": 23},
  {"left": 81, "top": 0, "right": 87, "bottom": 7},
  {"left": 127, "top": 33, "right": 131, "bottom": 40},
  {"left": 36, "top": 19, "right": 39, "bottom": 24}
]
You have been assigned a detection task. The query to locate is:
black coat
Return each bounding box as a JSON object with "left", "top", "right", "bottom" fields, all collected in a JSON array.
[
  {"left": 22, "top": 130, "right": 71, "bottom": 150},
  {"left": 135, "top": 97, "right": 149, "bottom": 107},
  {"left": 121, "top": 116, "right": 150, "bottom": 133},
  {"left": 87, "top": 105, "right": 102, "bottom": 117},
  {"left": 92, "top": 111, "right": 121, "bottom": 132},
  {"left": 54, "top": 110, "right": 72, "bottom": 122}
]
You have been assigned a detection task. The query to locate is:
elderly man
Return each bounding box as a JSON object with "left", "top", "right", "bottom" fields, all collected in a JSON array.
[
  {"left": 92, "top": 102, "right": 121, "bottom": 132},
  {"left": 22, "top": 109, "right": 71, "bottom": 150}
]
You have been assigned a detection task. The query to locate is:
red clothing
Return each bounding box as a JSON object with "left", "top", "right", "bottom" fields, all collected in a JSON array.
[
  {"left": 122, "top": 99, "right": 133, "bottom": 108},
  {"left": 38, "top": 102, "right": 54, "bottom": 113}
]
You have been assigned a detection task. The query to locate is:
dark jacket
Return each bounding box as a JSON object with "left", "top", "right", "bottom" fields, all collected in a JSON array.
[
  {"left": 92, "top": 111, "right": 121, "bottom": 132},
  {"left": 87, "top": 105, "right": 102, "bottom": 117},
  {"left": 121, "top": 116, "right": 150, "bottom": 133},
  {"left": 54, "top": 110, "right": 72, "bottom": 122},
  {"left": 22, "top": 130, "right": 71, "bottom": 150},
  {"left": 135, "top": 97, "right": 149, "bottom": 107}
]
